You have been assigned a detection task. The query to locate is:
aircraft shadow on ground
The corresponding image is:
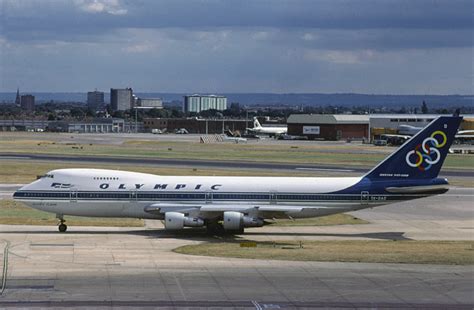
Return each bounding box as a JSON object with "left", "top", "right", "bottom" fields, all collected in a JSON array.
[
  {"left": 243, "top": 231, "right": 411, "bottom": 240},
  {"left": 0, "top": 228, "right": 410, "bottom": 241}
]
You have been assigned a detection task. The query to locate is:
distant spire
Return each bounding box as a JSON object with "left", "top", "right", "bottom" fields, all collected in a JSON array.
[{"left": 15, "top": 88, "right": 20, "bottom": 105}]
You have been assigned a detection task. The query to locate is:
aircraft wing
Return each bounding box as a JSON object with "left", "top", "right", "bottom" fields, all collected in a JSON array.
[{"left": 143, "top": 203, "right": 320, "bottom": 217}]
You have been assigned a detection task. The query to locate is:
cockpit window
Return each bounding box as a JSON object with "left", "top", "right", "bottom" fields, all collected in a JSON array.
[{"left": 37, "top": 174, "right": 54, "bottom": 179}]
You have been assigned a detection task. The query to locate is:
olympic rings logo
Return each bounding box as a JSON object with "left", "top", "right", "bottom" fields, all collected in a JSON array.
[{"left": 405, "top": 131, "right": 447, "bottom": 171}]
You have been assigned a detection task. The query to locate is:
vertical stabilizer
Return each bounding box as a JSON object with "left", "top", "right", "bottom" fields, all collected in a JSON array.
[
  {"left": 253, "top": 117, "right": 262, "bottom": 128},
  {"left": 364, "top": 116, "right": 462, "bottom": 180}
]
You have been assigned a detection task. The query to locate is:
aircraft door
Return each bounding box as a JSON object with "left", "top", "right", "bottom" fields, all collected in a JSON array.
[
  {"left": 205, "top": 192, "right": 212, "bottom": 204},
  {"left": 130, "top": 190, "right": 137, "bottom": 201},
  {"left": 361, "top": 191, "right": 369, "bottom": 205},
  {"left": 270, "top": 192, "right": 278, "bottom": 205},
  {"left": 70, "top": 188, "right": 78, "bottom": 203}
]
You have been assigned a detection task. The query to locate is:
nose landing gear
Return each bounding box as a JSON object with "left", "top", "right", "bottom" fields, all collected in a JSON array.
[
  {"left": 58, "top": 223, "right": 67, "bottom": 233},
  {"left": 56, "top": 214, "right": 67, "bottom": 232}
]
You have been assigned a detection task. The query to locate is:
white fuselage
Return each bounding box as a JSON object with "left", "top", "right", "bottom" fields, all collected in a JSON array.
[
  {"left": 249, "top": 127, "right": 288, "bottom": 135},
  {"left": 14, "top": 168, "right": 388, "bottom": 220}
]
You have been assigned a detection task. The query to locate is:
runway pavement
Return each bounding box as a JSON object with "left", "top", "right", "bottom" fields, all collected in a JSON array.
[
  {"left": 0, "top": 186, "right": 473, "bottom": 308},
  {"left": 2, "top": 152, "right": 473, "bottom": 177},
  {"left": 0, "top": 224, "right": 472, "bottom": 309}
]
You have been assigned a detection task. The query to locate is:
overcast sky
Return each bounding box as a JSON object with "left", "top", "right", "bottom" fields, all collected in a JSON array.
[{"left": 0, "top": 0, "right": 472, "bottom": 94}]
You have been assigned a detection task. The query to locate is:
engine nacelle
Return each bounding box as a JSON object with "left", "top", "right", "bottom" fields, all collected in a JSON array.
[
  {"left": 164, "top": 212, "right": 204, "bottom": 230},
  {"left": 223, "top": 211, "right": 264, "bottom": 231}
]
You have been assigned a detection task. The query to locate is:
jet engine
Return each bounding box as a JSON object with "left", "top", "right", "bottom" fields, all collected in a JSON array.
[
  {"left": 223, "top": 211, "right": 264, "bottom": 231},
  {"left": 164, "top": 212, "right": 204, "bottom": 230}
]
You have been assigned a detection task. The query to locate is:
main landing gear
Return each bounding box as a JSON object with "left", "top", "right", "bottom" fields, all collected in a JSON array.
[
  {"left": 205, "top": 221, "right": 244, "bottom": 235},
  {"left": 206, "top": 222, "right": 225, "bottom": 235},
  {"left": 56, "top": 214, "right": 67, "bottom": 232}
]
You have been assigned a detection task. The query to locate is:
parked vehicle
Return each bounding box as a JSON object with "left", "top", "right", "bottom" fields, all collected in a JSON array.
[{"left": 175, "top": 128, "right": 189, "bottom": 134}]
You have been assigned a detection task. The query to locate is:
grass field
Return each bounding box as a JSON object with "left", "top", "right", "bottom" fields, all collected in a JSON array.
[
  {"left": 174, "top": 240, "right": 474, "bottom": 265},
  {"left": 0, "top": 199, "right": 144, "bottom": 227},
  {"left": 0, "top": 135, "right": 473, "bottom": 169},
  {"left": 0, "top": 160, "right": 323, "bottom": 184},
  {"left": 1, "top": 159, "right": 472, "bottom": 187}
]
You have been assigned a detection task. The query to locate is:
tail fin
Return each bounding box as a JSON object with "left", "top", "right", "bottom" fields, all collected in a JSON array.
[
  {"left": 253, "top": 117, "right": 262, "bottom": 128},
  {"left": 365, "top": 116, "right": 462, "bottom": 180}
]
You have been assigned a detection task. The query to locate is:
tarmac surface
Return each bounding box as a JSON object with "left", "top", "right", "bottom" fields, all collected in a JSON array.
[{"left": 0, "top": 186, "right": 473, "bottom": 308}]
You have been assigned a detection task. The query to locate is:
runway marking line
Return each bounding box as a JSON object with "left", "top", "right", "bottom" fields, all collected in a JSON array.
[{"left": 0, "top": 240, "right": 10, "bottom": 295}]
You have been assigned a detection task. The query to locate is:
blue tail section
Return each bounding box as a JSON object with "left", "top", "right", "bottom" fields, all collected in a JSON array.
[{"left": 365, "top": 116, "right": 462, "bottom": 180}]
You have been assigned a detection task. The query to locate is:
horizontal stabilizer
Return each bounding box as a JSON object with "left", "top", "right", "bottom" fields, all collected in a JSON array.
[{"left": 385, "top": 184, "right": 449, "bottom": 194}]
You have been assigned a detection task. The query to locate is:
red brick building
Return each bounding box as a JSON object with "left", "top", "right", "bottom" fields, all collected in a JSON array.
[{"left": 287, "top": 114, "right": 369, "bottom": 140}]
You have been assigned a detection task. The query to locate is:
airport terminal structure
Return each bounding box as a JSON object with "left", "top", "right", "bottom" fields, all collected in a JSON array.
[{"left": 1, "top": 114, "right": 473, "bottom": 142}]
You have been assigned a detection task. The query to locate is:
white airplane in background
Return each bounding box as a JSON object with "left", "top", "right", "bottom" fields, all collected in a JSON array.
[
  {"left": 454, "top": 130, "right": 474, "bottom": 143},
  {"left": 222, "top": 135, "right": 247, "bottom": 143},
  {"left": 14, "top": 116, "right": 462, "bottom": 234},
  {"left": 247, "top": 117, "right": 287, "bottom": 136},
  {"left": 398, "top": 124, "right": 423, "bottom": 136},
  {"left": 223, "top": 130, "right": 247, "bottom": 143},
  {"left": 398, "top": 124, "right": 472, "bottom": 144},
  {"left": 375, "top": 124, "right": 423, "bottom": 145}
]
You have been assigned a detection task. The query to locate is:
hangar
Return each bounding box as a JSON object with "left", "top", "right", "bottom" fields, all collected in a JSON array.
[
  {"left": 369, "top": 114, "right": 474, "bottom": 139},
  {"left": 287, "top": 114, "right": 369, "bottom": 140}
]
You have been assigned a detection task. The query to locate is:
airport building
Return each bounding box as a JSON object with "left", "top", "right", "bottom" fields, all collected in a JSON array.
[
  {"left": 0, "top": 118, "right": 143, "bottom": 133},
  {"left": 66, "top": 118, "right": 124, "bottom": 133},
  {"left": 369, "top": 114, "right": 474, "bottom": 139},
  {"left": 20, "top": 94, "right": 35, "bottom": 112},
  {"left": 369, "top": 114, "right": 474, "bottom": 128},
  {"left": 110, "top": 88, "right": 133, "bottom": 111},
  {"left": 288, "top": 113, "right": 474, "bottom": 141},
  {"left": 183, "top": 95, "right": 227, "bottom": 113},
  {"left": 287, "top": 114, "right": 370, "bottom": 140},
  {"left": 87, "top": 90, "right": 105, "bottom": 109},
  {"left": 143, "top": 117, "right": 248, "bottom": 134},
  {"left": 137, "top": 98, "right": 163, "bottom": 109},
  {"left": 0, "top": 119, "right": 48, "bottom": 131},
  {"left": 65, "top": 118, "right": 143, "bottom": 133}
]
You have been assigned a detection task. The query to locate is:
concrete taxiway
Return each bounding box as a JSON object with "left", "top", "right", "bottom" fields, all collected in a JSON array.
[
  {"left": 247, "top": 188, "right": 474, "bottom": 242},
  {"left": 0, "top": 224, "right": 473, "bottom": 309},
  {"left": 0, "top": 187, "right": 473, "bottom": 308}
]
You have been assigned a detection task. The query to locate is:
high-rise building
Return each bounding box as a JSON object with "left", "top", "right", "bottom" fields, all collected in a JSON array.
[
  {"left": 184, "top": 95, "right": 201, "bottom": 113},
  {"left": 183, "top": 94, "right": 227, "bottom": 113},
  {"left": 20, "top": 94, "right": 35, "bottom": 112},
  {"left": 137, "top": 98, "right": 163, "bottom": 109},
  {"left": 15, "top": 88, "right": 21, "bottom": 106},
  {"left": 110, "top": 88, "right": 133, "bottom": 111},
  {"left": 87, "top": 90, "right": 105, "bottom": 109}
]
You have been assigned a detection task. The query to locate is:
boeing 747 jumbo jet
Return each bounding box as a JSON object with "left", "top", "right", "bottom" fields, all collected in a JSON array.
[{"left": 14, "top": 116, "right": 462, "bottom": 233}]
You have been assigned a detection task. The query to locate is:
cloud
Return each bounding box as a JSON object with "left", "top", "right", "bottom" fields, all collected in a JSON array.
[
  {"left": 304, "top": 50, "right": 373, "bottom": 64},
  {"left": 122, "top": 42, "right": 153, "bottom": 53},
  {"left": 0, "top": 0, "right": 472, "bottom": 93},
  {"left": 73, "top": 0, "right": 127, "bottom": 15}
]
